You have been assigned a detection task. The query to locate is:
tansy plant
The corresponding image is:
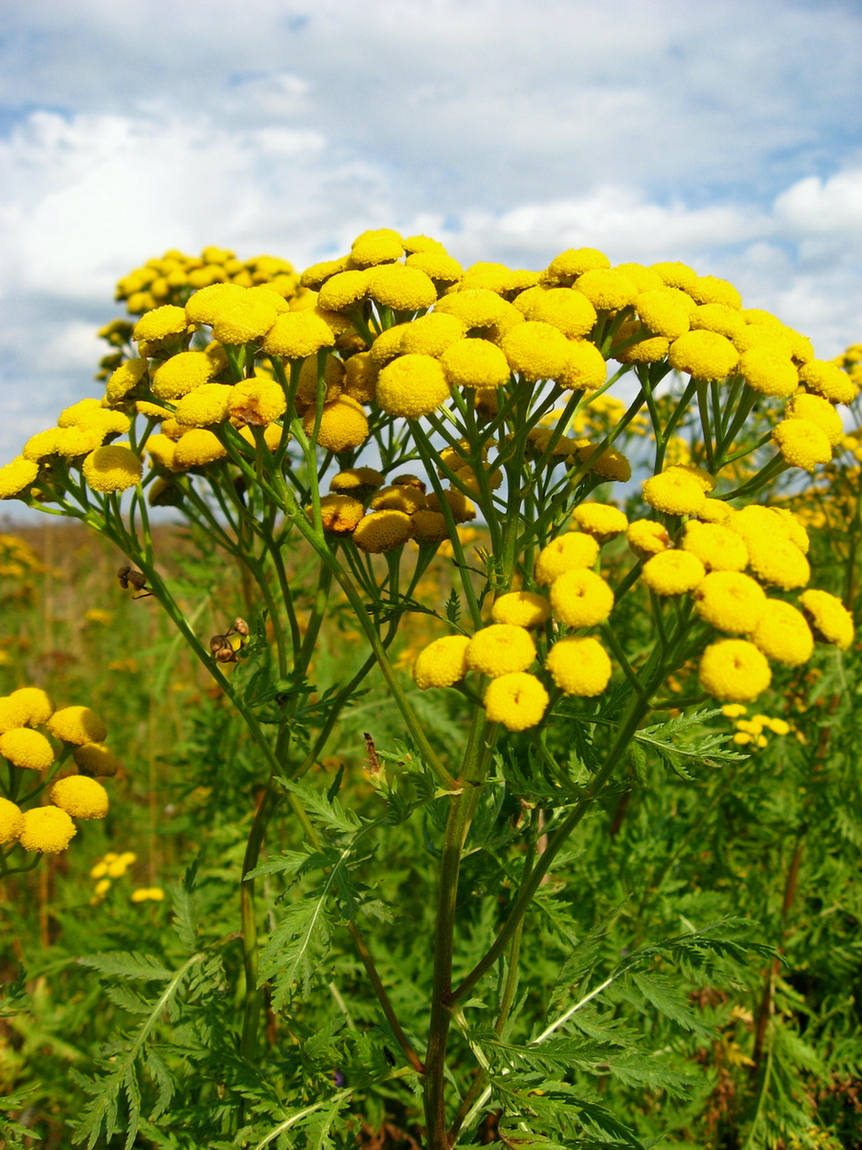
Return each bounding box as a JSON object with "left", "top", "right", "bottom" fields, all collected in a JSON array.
[{"left": 0, "top": 232, "right": 857, "bottom": 1149}]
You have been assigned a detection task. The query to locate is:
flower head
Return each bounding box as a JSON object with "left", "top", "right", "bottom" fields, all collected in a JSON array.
[
  {"left": 0, "top": 728, "right": 55, "bottom": 770},
  {"left": 772, "top": 419, "right": 832, "bottom": 471},
  {"left": 626, "top": 519, "right": 671, "bottom": 557},
  {"left": 0, "top": 797, "right": 23, "bottom": 844},
  {"left": 694, "top": 571, "right": 766, "bottom": 633},
  {"left": 350, "top": 228, "right": 404, "bottom": 267},
  {"left": 229, "top": 378, "right": 287, "bottom": 426},
  {"left": 353, "top": 510, "right": 413, "bottom": 553},
  {"left": 799, "top": 589, "right": 854, "bottom": 650},
  {"left": 545, "top": 636, "right": 612, "bottom": 696},
  {"left": 550, "top": 569, "right": 614, "bottom": 628},
  {"left": 440, "top": 339, "right": 511, "bottom": 389},
  {"left": 411, "top": 509, "right": 450, "bottom": 543},
  {"left": 784, "top": 392, "right": 844, "bottom": 446},
  {"left": 572, "top": 502, "right": 628, "bottom": 543},
  {"left": 376, "top": 354, "right": 450, "bottom": 418},
  {"left": 642, "top": 550, "right": 706, "bottom": 596},
  {"left": 151, "top": 351, "right": 216, "bottom": 400},
  {"left": 668, "top": 330, "right": 739, "bottom": 379},
  {"left": 559, "top": 340, "right": 608, "bottom": 391},
  {"left": 18, "top": 807, "right": 77, "bottom": 853},
  {"left": 73, "top": 742, "right": 120, "bottom": 777},
  {"left": 263, "top": 311, "right": 336, "bottom": 359},
  {"left": 9, "top": 687, "right": 53, "bottom": 726},
  {"left": 173, "top": 429, "right": 228, "bottom": 468},
  {"left": 82, "top": 446, "right": 143, "bottom": 493},
  {"left": 738, "top": 347, "right": 798, "bottom": 397},
  {"left": 682, "top": 522, "right": 748, "bottom": 571},
  {"left": 466, "top": 624, "right": 536, "bottom": 678},
  {"left": 524, "top": 287, "right": 597, "bottom": 338},
  {"left": 315, "top": 494, "right": 365, "bottom": 535},
  {"left": 699, "top": 639, "right": 771, "bottom": 702},
  {"left": 48, "top": 706, "right": 108, "bottom": 746},
  {"left": 132, "top": 305, "right": 190, "bottom": 346},
  {"left": 211, "top": 291, "right": 280, "bottom": 345},
  {"left": 483, "top": 672, "right": 549, "bottom": 730},
  {"left": 746, "top": 535, "right": 810, "bottom": 590},
  {"left": 799, "top": 360, "right": 857, "bottom": 405},
  {"left": 0, "top": 457, "right": 39, "bottom": 500},
  {"left": 367, "top": 264, "right": 437, "bottom": 311},
  {"left": 491, "top": 591, "right": 551, "bottom": 629},
  {"left": 534, "top": 532, "right": 599, "bottom": 585},
  {"left": 413, "top": 635, "right": 471, "bottom": 689},
  {"left": 501, "top": 321, "right": 572, "bottom": 381},
  {"left": 543, "top": 248, "right": 611, "bottom": 283},
  {"left": 750, "top": 601, "right": 813, "bottom": 666},
  {"left": 305, "top": 396, "right": 369, "bottom": 453},
  {"left": 173, "top": 384, "right": 232, "bottom": 428},
  {"left": 106, "top": 358, "right": 149, "bottom": 404},
  {"left": 642, "top": 471, "right": 706, "bottom": 516},
  {"left": 635, "top": 290, "right": 691, "bottom": 339},
  {"left": 50, "top": 775, "right": 109, "bottom": 819}
]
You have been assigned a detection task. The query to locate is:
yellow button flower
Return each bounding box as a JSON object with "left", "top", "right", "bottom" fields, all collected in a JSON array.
[
  {"left": 746, "top": 534, "right": 810, "bottom": 590},
  {"left": 800, "top": 589, "right": 854, "bottom": 650},
  {"left": 772, "top": 419, "right": 832, "bottom": 471},
  {"left": 212, "top": 292, "right": 280, "bottom": 345},
  {"left": 750, "top": 600, "right": 813, "bottom": 666},
  {"left": 229, "top": 378, "right": 287, "bottom": 426},
  {"left": 132, "top": 305, "right": 190, "bottom": 345},
  {"left": 534, "top": 532, "right": 600, "bottom": 585},
  {"left": 82, "top": 446, "right": 143, "bottom": 494},
  {"left": 635, "top": 290, "right": 691, "bottom": 339},
  {"left": 411, "top": 509, "right": 450, "bottom": 544},
  {"left": 698, "top": 639, "right": 772, "bottom": 702},
  {"left": 315, "top": 494, "right": 365, "bottom": 535},
  {"left": 682, "top": 522, "right": 748, "bottom": 571},
  {"left": 543, "top": 248, "right": 611, "bottom": 283},
  {"left": 48, "top": 705, "right": 108, "bottom": 746},
  {"left": 550, "top": 569, "right": 614, "bottom": 628},
  {"left": 376, "top": 354, "right": 450, "bottom": 418},
  {"left": 693, "top": 571, "right": 766, "bottom": 633},
  {"left": 491, "top": 591, "right": 551, "bottom": 629},
  {"left": 738, "top": 346, "right": 798, "bottom": 397},
  {"left": 51, "top": 776, "right": 109, "bottom": 820},
  {"left": 501, "top": 321, "right": 572, "bottom": 382},
  {"left": 425, "top": 488, "right": 477, "bottom": 523},
  {"left": 73, "top": 743, "right": 120, "bottom": 777},
  {"left": 626, "top": 519, "right": 671, "bottom": 557},
  {"left": 688, "top": 275, "right": 742, "bottom": 309},
  {"left": 668, "top": 330, "right": 739, "bottom": 380},
  {"left": 526, "top": 287, "right": 597, "bottom": 338},
  {"left": 151, "top": 351, "right": 216, "bottom": 400},
  {"left": 466, "top": 624, "right": 536, "bottom": 678},
  {"left": 572, "top": 503, "right": 628, "bottom": 543},
  {"left": 412, "top": 635, "right": 471, "bottom": 689},
  {"left": 0, "top": 456, "right": 39, "bottom": 499},
  {"left": 483, "top": 672, "right": 549, "bottom": 730},
  {"left": 642, "top": 471, "right": 706, "bottom": 516},
  {"left": 330, "top": 467, "right": 386, "bottom": 496},
  {"left": 9, "top": 687, "right": 53, "bottom": 726},
  {"left": 642, "top": 550, "right": 706, "bottom": 596},
  {"left": 18, "top": 806, "right": 77, "bottom": 854},
  {"left": 784, "top": 392, "right": 844, "bottom": 446},
  {"left": 317, "top": 269, "right": 371, "bottom": 312},
  {"left": 262, "top": 311, "right": 335, "bottom": 359},
  {"left": 545, "top": 636, "right": 612, "bottom": 696},
  {"left": 559, "top": 340, "right": 608, "bottom": 392},
  {"left": 799, "top": 359, "right": 857, "bottom": 405},
  {"left": 350, "top": 228, "right": 404, "bottom": 267},
  {"left": 173, "top": 429, "right": 228, "bottom": 468},
  {"left": 342, "top": 352, "right": 379, "bottom": 403},
  {"left": 440, "top": 339, "right": 511, "bottom": 389},
  {"left": 650, "top": 261, "right": 698, "bottom": 290},
  {"left": 405, "top": 250, "right": 464, "bottom": 282},
  {"left": 689, "top": 303, "right": 746, "bottom": 340},
  {"left": 353, "top": 510, "right": 413, "bottom": 553},
  {"left": 173, "top": 384, "right": 232, "bottom": 428},
  {"left": 0, "top": 797, "right": 23, "bottom": 843},
  {"left": 105, "top": 358, "right": 149, "bottom": 404},
  {"left": 304, "top": 395, "right": 369, "bottom": 453},
  {"left": 0, "top": 728, "right": 55, "bottom": 770},
  {"left": 0, "top": 697, "right": 29, "bottom": 734},
  {"left": 400, "top": 312, "right": 466, "bottom": 356},
  {"left": 367, "top": 264, "right": 437, "bottom": 311}
]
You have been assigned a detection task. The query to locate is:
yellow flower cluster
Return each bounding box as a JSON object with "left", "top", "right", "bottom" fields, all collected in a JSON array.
[
  {"left": 412, "top": 524, "right": 618, "bottom": 729},
  {"left": 0, "top": 688, "right": 116, "bottom": 856},
  {"left": 633, "top": 504, "right": 852, "bottom": 702},
  {"left": 721, "top": 704, "right": 791, "bottom": 749}
]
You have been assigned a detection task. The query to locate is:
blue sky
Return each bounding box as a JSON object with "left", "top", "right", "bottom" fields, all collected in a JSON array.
[{"left": 0, "top": 0, "right": 860, "bottom": 467}]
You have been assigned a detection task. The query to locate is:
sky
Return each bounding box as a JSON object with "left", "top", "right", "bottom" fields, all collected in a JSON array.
[{"left": 0, "top": 0, "right": 861, "bottom": 472}]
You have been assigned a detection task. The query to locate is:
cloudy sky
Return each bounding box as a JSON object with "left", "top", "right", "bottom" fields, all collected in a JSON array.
[{"left": 1, "top": 0, "right": 860, "bottom": 469}]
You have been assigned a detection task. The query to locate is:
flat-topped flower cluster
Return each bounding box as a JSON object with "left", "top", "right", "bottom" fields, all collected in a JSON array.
[
  {"left": 0, "top": 228, "right": 857, "bottom": 724},
  {"left": 0, "top": 687, "right": 116, "bottom": 857}
]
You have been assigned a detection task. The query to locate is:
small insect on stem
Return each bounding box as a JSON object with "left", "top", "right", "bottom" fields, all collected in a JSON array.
[
  {"left": 117, "top": 565, "right": 152, "bottom": 599},
  {"left": 364, "top": 732, "right": 381, "bottom": 776}
]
